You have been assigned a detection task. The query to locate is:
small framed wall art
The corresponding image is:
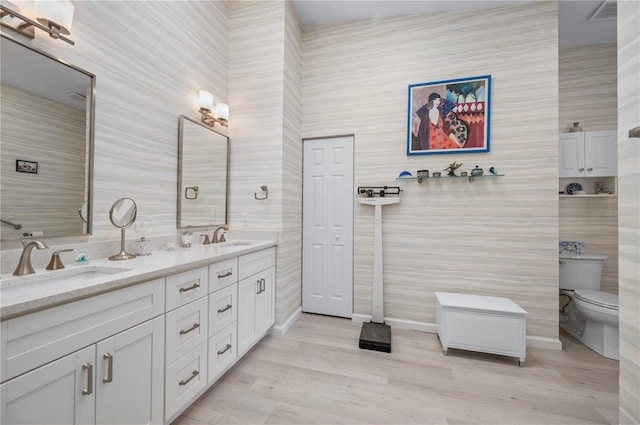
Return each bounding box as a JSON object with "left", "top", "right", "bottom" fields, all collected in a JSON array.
[
  {"left": 407, "top": 75, "right": 491, "bottom": 156},
  {"left": 16, "top": 159, "right": 38, "bottom": 174}
]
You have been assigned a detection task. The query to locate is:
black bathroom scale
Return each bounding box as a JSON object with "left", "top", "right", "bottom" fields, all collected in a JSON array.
[{"left": 359, "top": 321, "right": 391, "bottom": 353}]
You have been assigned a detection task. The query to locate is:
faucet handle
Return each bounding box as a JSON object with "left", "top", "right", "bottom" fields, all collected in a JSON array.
[
  {"left": 200, "top": 234, "right": 212, "bottom": 245},
  {"left": 219, "top": 232, "right": 226, "bottom": 243},
  {"left": 46, "top": 249, "right": 73, "bottom": 270}
]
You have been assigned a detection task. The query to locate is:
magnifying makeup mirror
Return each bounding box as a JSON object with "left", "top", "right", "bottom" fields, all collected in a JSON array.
[{"left": 108, "top": 197, "right": 137, "bottom": 261}]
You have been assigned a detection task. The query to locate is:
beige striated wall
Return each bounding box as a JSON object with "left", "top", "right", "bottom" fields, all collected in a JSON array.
[
  {"left": 559, "top": 43, "right": 619, "bottom": 294},
  {"left": 617, "top": 1, "right": 640, "bottom": 423},
  {"left": 227, "top": 0, "right": 303, "bottom": 326},
  {"left": 301, "top": 2, "right": 560, "bottom": 343}
]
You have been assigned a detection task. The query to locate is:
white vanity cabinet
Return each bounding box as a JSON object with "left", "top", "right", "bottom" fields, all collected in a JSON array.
[
  {"left": 164, "top": 267, "right": 209, "bottom": 420},
  {"left": 208, "top": 258, "right": 239, "bottom": 383},
  {"left": 237, "top": 248, "right": 276, "bottom": 356},
  {"left": 0, "top": 279, "right": 165, "bottom": 425},
  {"left": 559, "top": 130, "right": 617, "bottom": 178}
]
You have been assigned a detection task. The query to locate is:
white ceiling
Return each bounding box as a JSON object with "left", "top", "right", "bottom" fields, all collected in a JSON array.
[{"left": 292, "top": 0, "right": 617, "bottom": 46}]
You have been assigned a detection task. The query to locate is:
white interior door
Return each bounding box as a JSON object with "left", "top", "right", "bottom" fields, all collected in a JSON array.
[{"left": 303, "top": 136, "right": 354, "bottom": 318}]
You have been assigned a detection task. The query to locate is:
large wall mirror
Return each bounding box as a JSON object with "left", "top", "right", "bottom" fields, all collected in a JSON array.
[
  {"left": 177, "top": 115, "right": 229, "bottom": 229},
  {"left": 1, "top": 35, "right": 95, "bottom": 241}
]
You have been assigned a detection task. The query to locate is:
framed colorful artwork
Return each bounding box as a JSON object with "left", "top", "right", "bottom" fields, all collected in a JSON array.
[
  {"left": 407, "top": 75, "right": 491, "bottom": 156},
  {"left": 16, "top": 159, "right": 38, "bottom": 173}
]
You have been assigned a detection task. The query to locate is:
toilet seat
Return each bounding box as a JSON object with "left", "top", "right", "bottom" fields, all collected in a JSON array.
[{"left": 574, "top": 290, "right": 618, "bottom": 310}]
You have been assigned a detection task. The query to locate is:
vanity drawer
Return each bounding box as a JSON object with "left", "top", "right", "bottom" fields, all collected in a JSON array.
[
  {"left": 208, "top": 284, "right": 237, "bottom": 337},
  {"left": 238, "top": 248, "right": 275, "bottom": 280},
  {"left": 165, "top": 297, "right": 208, "bottom": 365},
  {"left": 165, "top": 267, "right": 208, "bottom": 311},
  {"left": 1, "top": 278, "right": 165, "bottom": 383},
  {"left": 208, "top": 322, "right": 237, "bottom": 383},
  {"left": 165, "top": 342, "right": 207, "bottom": 420},
  {"left": 209, "top": 258, "right": 238, "bottom": 292}
]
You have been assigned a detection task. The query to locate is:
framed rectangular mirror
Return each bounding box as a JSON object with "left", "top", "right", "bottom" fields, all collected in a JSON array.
[
  {"left": 177, "top": 115, "right": 229, "bottom": 229},
  {"left": 1, "top": 35, "right": 95, "bottom": 241}
]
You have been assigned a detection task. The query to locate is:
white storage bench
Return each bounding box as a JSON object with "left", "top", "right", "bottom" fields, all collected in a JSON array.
[{"left": 435, "top": 292, "right": 527, "bottom": 366}]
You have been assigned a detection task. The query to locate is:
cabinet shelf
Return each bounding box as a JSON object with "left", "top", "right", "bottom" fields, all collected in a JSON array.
[
  {"left": 398, "top": 174, "right": 504, "bottom": 183},
  {"left": 559, "top": 194, "right": 616, "bottom": 198}
]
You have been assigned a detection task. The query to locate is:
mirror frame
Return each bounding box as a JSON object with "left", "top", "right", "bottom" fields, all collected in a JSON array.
[
  {"left": 177, "top": 115, "right": 229, "bottom": 230},
  {"left": 1, "top": 34, "right": 96, "bottom": 238}
]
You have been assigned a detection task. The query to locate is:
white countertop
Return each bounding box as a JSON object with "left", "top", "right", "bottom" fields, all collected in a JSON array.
[
  {"left": 0, "top": 240, "right": 277, "bottom": 320},
  {"left": 435, "top": 291, "right": 527, "bottom": 315}
]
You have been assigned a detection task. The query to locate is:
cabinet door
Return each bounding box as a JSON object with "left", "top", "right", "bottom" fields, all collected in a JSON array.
[
  {"left": 559, "top": 133, "right": 585, "bottom": 177},
  {"left": 584, "top": 130, "right": 617, "bottom": 177},
  {"left": 1, "top": 346, "right": 95, "bottom": 425},
  {"left": 255, "top": 267, "right": 275, "bottom": 337},
  {"left": 237, "top": 275, "right": 259, "bottom": 355},
  {"left": 96, "top": 317, "right": 164, "bottom": 425}
]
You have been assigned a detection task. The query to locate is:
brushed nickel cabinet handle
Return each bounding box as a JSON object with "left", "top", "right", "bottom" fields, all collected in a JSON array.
[
  {"left": 217, "top": 344, "right": 232, "bottom": 355},
  {"left": 179, "top": 282, "right": 200, "bottom": 293},
  {"left": 82, "top": 363, "right": 93, "bottom": 395},
  {"left": 179, "top": 370, "right": 199, "bottom": 386},
  {"left": 179, "top": 323, "right": 200, "bottom": 335},
  {"left": 260, "top": 278, "right": 265, "bottom": 293},
  {"left": 103, "top": 353, "right": 113, "bottom": 383},
  {"left": 217, "top": 271, "right": 232, "bottom": 279},
  {"left": 256, "top": 280, "right": 261, "bottom": 294},
  {"left": 217, "top": 304, "right": 232, "bottom": 313}
]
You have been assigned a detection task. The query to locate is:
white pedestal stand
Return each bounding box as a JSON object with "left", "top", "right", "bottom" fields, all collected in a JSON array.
[{"left": 357, "top": 196, "right": 400, "bottom": 352}]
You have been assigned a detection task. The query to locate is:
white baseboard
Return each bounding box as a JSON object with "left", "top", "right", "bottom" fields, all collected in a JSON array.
[
  {"left": 352, "top": 314, "right": 563, "bottom": 350},
  {"left": 526, "top": 335, "right": 563, "bottom": 350},
  {"left": 270, "top": 307, "right": 302, "bottom": 336}
]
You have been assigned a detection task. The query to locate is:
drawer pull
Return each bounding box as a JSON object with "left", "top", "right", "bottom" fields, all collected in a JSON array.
[
  {"left": 260, "top": 278, "right": 265, "bottom": 293},
  {"left": 218, "top": 271, "right": 232, "bottom": 279},
  {"left": 82, "top": 363, "right": 93, "bottom": 395},
  {"left": 256, "top": 280, "right": 261, "bottom": 294},
  {"left": 179, "top": 282, "right": 200, "bottom": 293},
  {"left": 179, "top": 370, "right": 199, "bottom": 386},
  {"left": 217, "top": 344, "right": 232, "bottom": 355},
  {"left": 179, "top": 323, "right": 200, "bottom": 335},
  {"left": 217, "top": 304, "right": 232, "bottom": 313},
  {"left": 103, "top": 353, "right": 113, "bottom": 383}
]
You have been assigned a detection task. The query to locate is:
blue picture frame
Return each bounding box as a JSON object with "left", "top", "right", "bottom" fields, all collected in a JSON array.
[{"left": 407, "top": 75, "right": 491, "bottom": 156}]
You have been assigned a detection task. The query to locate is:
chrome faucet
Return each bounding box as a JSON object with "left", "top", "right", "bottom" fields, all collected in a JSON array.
[
  {"left": 13, "top": 240, "right": 48, "bottom": 276},
  {"left": 212, "top": 225, "right": 228, "bottom": 243}
]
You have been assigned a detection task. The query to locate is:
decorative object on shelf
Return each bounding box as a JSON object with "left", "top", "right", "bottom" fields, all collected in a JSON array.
[
  {"left": 407, "top": 75, "right": 491, "bottom": 156},
  {"left": 417, "top": 169, "right": 429, "bottom": 179},
  {"left": 444, "top": 161, "right": 463, "bottom": 176},
  {"left": 565, "top": 182, "right": 583, "bottom": 195},
  {"left": 471, "top": 165, "right": 484, "bottom": 176},
  {"left": 398, "top": 170, "right": 413, "bottom": 178},
  {"left": 559, "top": 241, "right": 585, "bottom": 255},
  {"left": 593, "top": 181, "right": 610, "bottom": 195},
  {"left": 357, "top": 186, "right": 402, "bottom": 198},
  {"left": 569, "top": 122, "right": 583, "bottom": 132},
  {"left": 489, "top": 166, "right": 499, "bottom": 175},
  {"left": 460, "top": 171, "right": 468, "bottom": 176},
  {"left": 432, "top": 172, "right": 442, "bottom": 177}
]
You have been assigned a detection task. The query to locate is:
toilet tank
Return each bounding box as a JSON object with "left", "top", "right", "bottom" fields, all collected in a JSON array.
[{"left": 559, "top": 254, "right": 608, "bottom": 290}]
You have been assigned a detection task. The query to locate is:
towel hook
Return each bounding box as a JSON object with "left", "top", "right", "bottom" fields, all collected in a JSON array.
[{"left": 254, "top": 185, "right": 268, "bottom": 200}]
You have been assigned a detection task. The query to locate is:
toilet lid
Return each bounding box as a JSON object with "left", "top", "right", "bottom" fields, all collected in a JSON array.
[{"left": 574, "top": 290, "right": 618, "bottom": 310}]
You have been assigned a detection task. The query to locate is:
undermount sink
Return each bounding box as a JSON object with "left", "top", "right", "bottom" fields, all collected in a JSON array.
[
  {"left": 217, "top": 241, "right": 257, "bottom": 248},
  {"left": 2, "top": 265, "right": 132, "bottom": 288}
]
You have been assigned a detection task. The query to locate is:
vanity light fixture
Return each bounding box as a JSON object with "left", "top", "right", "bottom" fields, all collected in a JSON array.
[
  {"left": 198, "top": 90, "right": 229, "bottom": 127},
  {"left": 0, "top": 0, "right": 75, "bottom": 45}
]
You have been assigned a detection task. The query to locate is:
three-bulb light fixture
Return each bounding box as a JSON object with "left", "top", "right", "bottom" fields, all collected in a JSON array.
[
  {"left": 198, "top": 90, "right": 229, "bottom": 127},
  {"left": 0, "top": 0, "right": 75, "bottom": 45}
]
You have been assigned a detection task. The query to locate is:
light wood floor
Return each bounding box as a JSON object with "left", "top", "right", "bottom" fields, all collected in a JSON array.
[{"left": 173, "top": 313, "right": 619, "bottom": 425}]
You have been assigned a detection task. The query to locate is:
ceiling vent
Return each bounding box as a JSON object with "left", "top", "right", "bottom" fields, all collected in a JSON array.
[{"left": 589, "top": 1, "right": 617, "bottom": 22}]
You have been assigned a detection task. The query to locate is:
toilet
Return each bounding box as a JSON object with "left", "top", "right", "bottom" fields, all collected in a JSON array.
[{"left": 559, "top": 254, "right": 619, "bottom": 360}]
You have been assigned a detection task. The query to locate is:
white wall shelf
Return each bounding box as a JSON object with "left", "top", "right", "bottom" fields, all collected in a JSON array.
[{"left": 398, "top": 174, "right": 504, "bottom": 183}]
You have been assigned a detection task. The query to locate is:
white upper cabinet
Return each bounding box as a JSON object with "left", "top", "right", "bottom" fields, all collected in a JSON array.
[{"left": 559, "top": 130, "right": 617, "bottom": 178}]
